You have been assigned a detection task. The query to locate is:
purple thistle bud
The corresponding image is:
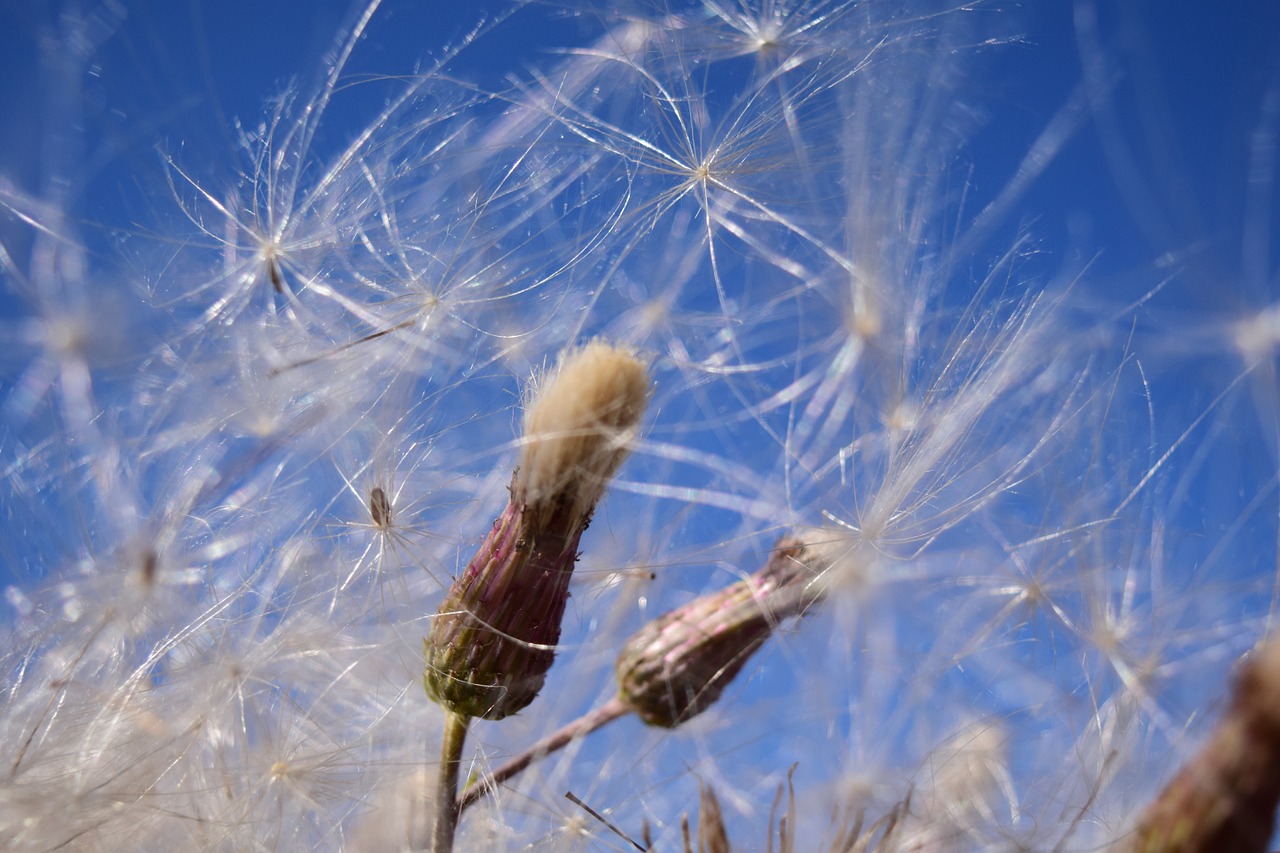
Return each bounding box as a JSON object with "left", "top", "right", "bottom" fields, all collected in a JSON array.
[
  {"left": 615, "top": 535, "right": 825, "bottom": 728},
  {"left": 1115, "top": 639, "right": 1280, "bottom": 853},
  {"left": 425, "top": 342, "right": 649, "bottom": 720}
]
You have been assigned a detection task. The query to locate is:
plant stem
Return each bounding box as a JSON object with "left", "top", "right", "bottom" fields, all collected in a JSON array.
[
  {"left": 458, "top": 695, "right": 630, "bottom": 813},
  {"left": 432, "top": 711, "right": 471, "bottom": 853}
]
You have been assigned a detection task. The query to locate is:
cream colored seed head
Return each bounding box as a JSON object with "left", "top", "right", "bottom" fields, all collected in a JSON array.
[{"left": 516, "top": 341, "right": 650, "bottom": 527}]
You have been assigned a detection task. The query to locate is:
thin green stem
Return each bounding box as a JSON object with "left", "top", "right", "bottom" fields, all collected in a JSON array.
[
  {"left": 432, "top": 711, "right": 471, "bottom": 853},
  {"left": 458, "top": 695, "right": 630, "bottom": 813}
]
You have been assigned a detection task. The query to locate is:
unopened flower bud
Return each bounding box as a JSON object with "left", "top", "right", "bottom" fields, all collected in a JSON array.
[
  {"left": 425, "top": 342, "right": 649, "bottom": 720},
  {"left": 615, "top": 535, "right": 825, "bottom": 728},
  {"left": 1115, "top": 638, "right": 1280, "bottom": 853}
]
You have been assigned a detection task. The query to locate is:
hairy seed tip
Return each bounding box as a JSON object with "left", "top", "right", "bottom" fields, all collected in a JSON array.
[
  {"left": 1115, "top": 637, "right": 1280, "bottom": 853},
  {"left": 616, "top": 534, "right": 826, "bottom": 728},
  {"left": 425, "top": 342, "right": 650, "bottom": 720},
  {"left": 516, "top": 341, "right": 651, "bottom": 531}
]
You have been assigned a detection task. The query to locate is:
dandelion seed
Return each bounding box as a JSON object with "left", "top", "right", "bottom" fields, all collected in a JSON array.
[
  {"left": 369, "top": 485, "right": 392, "bottom": 529},
  {"left": 264, "top": 247, "right": 284, "bottom": 294},
  {"left": 565, "top": 790, "right": 647, "bottom": 852},
  {"left": 139, "top": 550, "right": 158, "bottom": 587}
]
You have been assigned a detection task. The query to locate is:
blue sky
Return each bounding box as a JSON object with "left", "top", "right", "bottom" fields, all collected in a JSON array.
[{"left": 3, "top": 0, "right": 1275, "bottom": 313}]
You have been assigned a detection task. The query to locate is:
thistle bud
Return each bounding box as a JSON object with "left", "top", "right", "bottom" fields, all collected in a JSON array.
[
  {"left": 615, "top": 535, "right": 825, "bottom": 728},
  {"left": 425, "top": 342, "right": 649, "bottom": 720},
  {"left": 1115, "top": 638, "right": 1280, "bottom": 853}
]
